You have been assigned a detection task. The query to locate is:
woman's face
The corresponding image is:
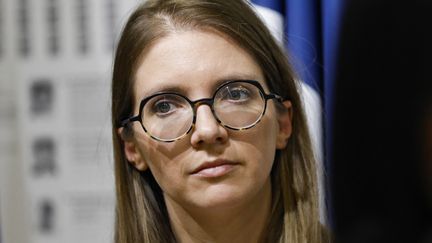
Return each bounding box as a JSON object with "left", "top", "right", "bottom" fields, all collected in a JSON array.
[{"left": 123, "top": 30, "right": 292, "bottom": 211}]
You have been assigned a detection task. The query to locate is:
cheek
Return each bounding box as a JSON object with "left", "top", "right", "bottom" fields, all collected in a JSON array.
[
  {"left": 234, "top": 106, "right": 279, "bottom": 146},
  {"left": 134, "top": 123, "right": 188, "bottom": 165},
  {"left": 256, "top": 119, "right": 279, "bottom": 165},
  {"left": 134, "top": 131, "right": 189, "bottom": 188},
  {"left": 230, "top": 114, "right": 279, "bottom": 167}
]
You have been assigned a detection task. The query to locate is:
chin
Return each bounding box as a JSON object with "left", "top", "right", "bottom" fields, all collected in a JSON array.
[{"left": 190, "top": 183, "right": 259, "bottom": 209}]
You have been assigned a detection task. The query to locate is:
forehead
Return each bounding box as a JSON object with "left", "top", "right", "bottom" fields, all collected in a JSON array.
[{"left": 133, "top": 29, "right": 266, "bottom": 100}]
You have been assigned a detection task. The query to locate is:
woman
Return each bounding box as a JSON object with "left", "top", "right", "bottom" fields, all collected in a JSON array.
[{"left": 111, "top": 0, "right": 328, "bottom": 242}]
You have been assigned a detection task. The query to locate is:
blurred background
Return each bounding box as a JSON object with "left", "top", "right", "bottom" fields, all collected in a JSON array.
[{"left": 0, "top": 1, "right": 139, "bottom": 243}]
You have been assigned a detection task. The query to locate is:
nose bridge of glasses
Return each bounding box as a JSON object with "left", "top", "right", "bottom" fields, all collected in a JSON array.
[
  {"left": 192, "top": 97, "right": 214, "bottom": 110},
  {"left": 191, "top": 97, "right": 221, "bottom": 125}
]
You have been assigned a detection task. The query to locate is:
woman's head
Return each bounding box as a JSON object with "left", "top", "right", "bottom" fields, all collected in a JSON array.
[{"left": 112, "top": 0, "right": 322, "bottom": 242}]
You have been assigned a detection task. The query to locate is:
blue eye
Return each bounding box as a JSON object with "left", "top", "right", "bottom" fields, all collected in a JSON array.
[
  {"left": 146, "top": 94, "right": 190, "bottom": 119},
  {"left": 224, "top": 87, "right": 250, "bottom": 101},
  {"left": 154, "top": 101, "right": 173, "bottom": 114},
  {"left": 151, "top": 99, "right": 180, "bottom": 116}
]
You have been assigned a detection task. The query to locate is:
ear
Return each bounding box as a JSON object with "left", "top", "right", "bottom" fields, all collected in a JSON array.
[
  {"left": 276, "top": 100, "right": 293, "bottom": 149},
  {"left": 117, "top": 128, "right": 148, "bottom": 171}
]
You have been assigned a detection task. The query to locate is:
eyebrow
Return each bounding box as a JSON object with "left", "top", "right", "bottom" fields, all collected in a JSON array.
[{"left": 140, "top": 73, "right": 261, "bottom": 99}]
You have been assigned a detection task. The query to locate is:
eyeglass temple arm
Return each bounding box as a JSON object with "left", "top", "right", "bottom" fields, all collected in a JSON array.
[
  {"left": 120, "top": 115, "right": 140, "bottom": 127},
  {"left": 265, "top": 93, "right": 286, "bottom": 103}
]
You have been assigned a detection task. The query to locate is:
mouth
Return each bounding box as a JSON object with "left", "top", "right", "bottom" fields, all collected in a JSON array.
[{"left": 191, "top": 159, "right": 239, "bottom": 178}]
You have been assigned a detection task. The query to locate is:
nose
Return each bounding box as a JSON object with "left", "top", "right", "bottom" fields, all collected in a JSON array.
[{"left": 190, "top": 104, "right": 228, "bottom": 147}]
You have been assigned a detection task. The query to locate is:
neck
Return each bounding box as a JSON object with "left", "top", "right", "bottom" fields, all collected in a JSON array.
[{"left": 165, "top": 180, "right": 272, "bottom": 243}]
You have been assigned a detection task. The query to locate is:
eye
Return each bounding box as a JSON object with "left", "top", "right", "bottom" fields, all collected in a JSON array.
[
  {"left": 222, "top": 86, "right": 251, "bottom": 102},
  {"left": 154, "top": 101, "right": 174, "bottom": 114},
  {"left": 150, "top": 97, "right": 184, "bottom": 116}
]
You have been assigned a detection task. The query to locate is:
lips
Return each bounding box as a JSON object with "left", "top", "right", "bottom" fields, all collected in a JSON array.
[{"left": 191, "top": 159, "right": 239, "bottom": 178}]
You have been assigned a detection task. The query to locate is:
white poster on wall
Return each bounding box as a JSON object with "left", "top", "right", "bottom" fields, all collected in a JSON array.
[{"left": 0, "top": 0, "right": 139, "bottom": 242}]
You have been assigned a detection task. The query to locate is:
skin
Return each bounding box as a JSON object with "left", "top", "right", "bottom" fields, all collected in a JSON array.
[{"left": 120, "top": 30, "right": 292, "bottom": 243}]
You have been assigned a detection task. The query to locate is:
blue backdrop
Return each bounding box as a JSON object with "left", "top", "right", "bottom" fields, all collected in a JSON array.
[{"left": 251, "top": 0, "right": 346, "bottom": 226}]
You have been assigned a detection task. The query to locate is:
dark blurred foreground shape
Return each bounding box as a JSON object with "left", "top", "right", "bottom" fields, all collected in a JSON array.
[{"left": 331, "top": 0, "right": 432, "bottom": 242}]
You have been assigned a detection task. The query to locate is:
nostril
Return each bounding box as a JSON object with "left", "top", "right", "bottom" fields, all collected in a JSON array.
[{"left": 194, "top": 136, "right": 225, "bottom": 148}]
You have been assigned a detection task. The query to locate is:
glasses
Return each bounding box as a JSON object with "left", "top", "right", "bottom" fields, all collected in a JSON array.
[{"left": 121, "top": 80, "right": 285, "bottom": 142}]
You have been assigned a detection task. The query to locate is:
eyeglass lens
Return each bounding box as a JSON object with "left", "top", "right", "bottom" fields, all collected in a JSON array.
[{"left": 141, "top": 81, "right": 266, "bottom": 141}]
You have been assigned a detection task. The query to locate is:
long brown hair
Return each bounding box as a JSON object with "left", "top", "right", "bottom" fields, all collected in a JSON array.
[{"left": 111, "top": 0, "right": 328, "bottom": 242}]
